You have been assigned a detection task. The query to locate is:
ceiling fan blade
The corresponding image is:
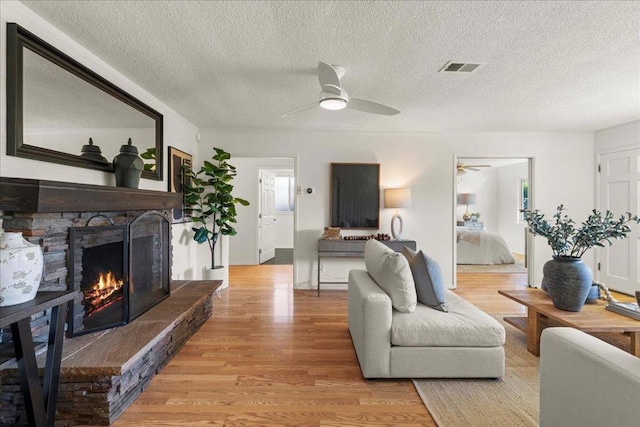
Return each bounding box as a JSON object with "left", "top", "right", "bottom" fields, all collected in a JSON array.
[
  {"left": 321, "top": 83, "right": 342, "bottom": 95},
  {"left": 318, "top": 62, "right": 341, "bottom": 88},
  {"left": 348, "top": 98, "right": 400, "bottom": 116},
  {"left": 468, "top": 164, "right": 491, "bottom": 168},
  {"left": 467, "top": 167, "right": 482, "bottom": 171},
  {"left": 281, "top": 102, "right": 318, "bottom": 118}
]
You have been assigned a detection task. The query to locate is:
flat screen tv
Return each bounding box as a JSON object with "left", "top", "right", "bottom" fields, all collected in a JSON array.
[{"left": 330, "top": 163, "right": 380, "bottom": 229}]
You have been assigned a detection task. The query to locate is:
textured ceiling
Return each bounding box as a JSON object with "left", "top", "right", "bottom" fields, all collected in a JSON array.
[{"left": 20, "top": 1, "right": 640, "bottom": 132}]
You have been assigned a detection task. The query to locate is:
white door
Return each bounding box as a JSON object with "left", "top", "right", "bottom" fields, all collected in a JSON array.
[
  {"left": 598, "top": 148, "right": 640, "bottom": 295},
  {"left": 259, "top": 170, "right": 276, "bottom": 263}
]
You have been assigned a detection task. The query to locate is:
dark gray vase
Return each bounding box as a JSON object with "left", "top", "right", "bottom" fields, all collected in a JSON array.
[
  {"left": 542, "top": 257, "right": 593, "bottom": 312},
  {"left": 113, "top": 138, "right": 143, "bottom": 188}
]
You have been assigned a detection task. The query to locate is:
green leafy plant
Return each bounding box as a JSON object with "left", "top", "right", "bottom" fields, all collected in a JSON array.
[
  {"left": 522, "top": 205, "right": 639, "bottom": 258},
  {"left": 183, "top": 147, "right": 249, "bottom": 269},
  {"left": 140, "top": 147, "right": 156, "bottom": 171}
]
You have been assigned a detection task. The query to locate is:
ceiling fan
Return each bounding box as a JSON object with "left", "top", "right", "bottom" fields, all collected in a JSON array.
[
  {"left": 457, "top": 162, "right": 492, "bottom": 175},
  {"left": 281, "top": 62, "right": 400, "bottom": 117}
]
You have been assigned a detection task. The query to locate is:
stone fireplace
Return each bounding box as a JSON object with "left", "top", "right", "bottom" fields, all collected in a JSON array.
[
  {"left": 68, "top": 212, "right": 170, "bottom": 336},
  {"left": 0, "top": 178, "right": 221, "bottom": 426},
  {"left": 0, "top": 178, "right": 180, "bottom": 342}
]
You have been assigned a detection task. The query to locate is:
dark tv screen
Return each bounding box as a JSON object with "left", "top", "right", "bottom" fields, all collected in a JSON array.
[{"left": 330, "top": 163, "right": 380, "bottom": 229}]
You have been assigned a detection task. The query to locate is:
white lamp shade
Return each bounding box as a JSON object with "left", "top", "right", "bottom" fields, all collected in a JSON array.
[
  {"left": 457, "top": 193, "right": 477, "bottom": 205},
  {"left": 384, "top": 188, "right": 412, "bottom": 208}
]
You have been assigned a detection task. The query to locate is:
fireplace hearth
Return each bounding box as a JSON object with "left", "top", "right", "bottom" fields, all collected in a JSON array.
[{"left": 69, "top": 212, "right": 170, "bottom": 336}]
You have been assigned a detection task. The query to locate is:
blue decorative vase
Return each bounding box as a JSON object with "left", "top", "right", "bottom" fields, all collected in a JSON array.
[
  {"left": 585, "top": 283, "right": 600, "bottom": 303},
  {"left": 542, "top": 256, "right": 592, "bottom": 312}
]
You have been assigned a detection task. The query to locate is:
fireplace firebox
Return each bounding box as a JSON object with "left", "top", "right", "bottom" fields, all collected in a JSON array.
[{"left": 69, "top": 212, "right": 170, "bottom": 336}]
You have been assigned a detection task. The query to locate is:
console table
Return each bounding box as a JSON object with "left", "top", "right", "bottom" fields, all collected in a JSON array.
[
  {"left": 317, "top": 239, "right": 416, "bottom": 296},
  {"left": 0, "top": 290, "right": 77, "bottom": 427}
]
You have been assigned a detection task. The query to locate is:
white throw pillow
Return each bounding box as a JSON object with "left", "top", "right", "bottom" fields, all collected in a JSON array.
[{"left": 364, "top": 239, "right": 417, "bottom": 313}]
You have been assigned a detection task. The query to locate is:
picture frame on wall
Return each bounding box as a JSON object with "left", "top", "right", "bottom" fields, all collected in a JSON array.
[
  {"left": 330, "top": 163, "right": 380, "bottom": 229},
  {"left": 168, "top": 146, "right": 192, "bottom": 222}
]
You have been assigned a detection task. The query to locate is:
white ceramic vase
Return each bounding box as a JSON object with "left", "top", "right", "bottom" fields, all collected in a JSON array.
[
  {"left": 202, "top": 266, "right": 228, "bottom": 290},
  {"left": 0, "top": 232, "right": 44, "bottom": 307}
]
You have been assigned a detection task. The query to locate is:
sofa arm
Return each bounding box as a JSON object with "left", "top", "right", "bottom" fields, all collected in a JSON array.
[
  {"left": 540, "top": 327, "right": 640, "bottom": 427},
  {"left": 348, "top": 269, "right": 393, "bottom": 378}
]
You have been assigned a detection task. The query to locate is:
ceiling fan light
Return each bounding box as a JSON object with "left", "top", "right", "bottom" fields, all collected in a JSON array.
[{"left": 320, "top": 98, "right": 347, "bottom": 110}]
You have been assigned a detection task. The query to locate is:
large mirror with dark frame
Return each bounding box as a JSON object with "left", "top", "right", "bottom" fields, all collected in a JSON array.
[
  {"left": 6, "top": 23, "right": 163, "bottom": 181},
  {"left": 330, "top": 163, "right": 380, "bottom": 229}
]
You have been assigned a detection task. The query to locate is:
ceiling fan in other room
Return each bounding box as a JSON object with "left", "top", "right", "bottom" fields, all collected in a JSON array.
[
  {"left": 457, "top": 162, "right": 492, "bottom": 175},
  {"left": 281, "top": 62, "right": 400, "bottom": 117}
]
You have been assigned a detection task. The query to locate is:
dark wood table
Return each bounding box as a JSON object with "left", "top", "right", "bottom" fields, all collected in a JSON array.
[
  {"left": 0, "top": 290, "right": 77, "bottom": 427},
  {"left": 499, "top": 288, "right": 640, "bottom": 357}
]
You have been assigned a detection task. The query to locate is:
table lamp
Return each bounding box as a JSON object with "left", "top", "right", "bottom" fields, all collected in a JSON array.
[
  {"left": 458, "top": 193, "right": 477, "bottom": 221},
  {"left": 384, "top": 188, "right": 412, "bottom": 240}
]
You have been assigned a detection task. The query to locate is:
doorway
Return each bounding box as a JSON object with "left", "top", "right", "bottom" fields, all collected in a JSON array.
[
  {"left": 259, "top": 169, "right": 295, "bottom": 265},
  {"left": 597, "top": 147, "right": 640, "bottom": 295},
  {"left": 228, "top": 157, "right": 296, "bottom": 272},
  {"left": 453, "top": 157, "right": 534, "bottom": 287}
]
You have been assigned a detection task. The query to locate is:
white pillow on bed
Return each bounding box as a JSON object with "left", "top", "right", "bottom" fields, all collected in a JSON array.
[{"left": 364, "top": 239, "right": 417, "bottom": 313}]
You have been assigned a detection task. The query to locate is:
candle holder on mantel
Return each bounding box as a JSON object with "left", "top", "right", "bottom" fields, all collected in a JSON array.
[{"left": 113, "top": 138, "right": 143, "bottom": 188}]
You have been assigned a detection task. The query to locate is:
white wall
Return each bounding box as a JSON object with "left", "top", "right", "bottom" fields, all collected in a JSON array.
[
  {"left": 228, "top": 157, "right": 294, "bottom": 265},
  {"left": 0, "top": 2, "right": 200, "bottom": 280},
  {"left": 457, "top": 168, "right": 499, "bottom": 230},
  {"left": 275, "top": 213, "right": 294, "bottom": 248},
  {"left": 199, "top": 129, "right": 595, "bottom": 289},
  {"left": 496, "top": 162, "right": 528, "bottom": 254}
]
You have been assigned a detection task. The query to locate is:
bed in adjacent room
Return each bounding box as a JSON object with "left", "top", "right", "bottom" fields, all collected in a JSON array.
[{"left": 456, "top": 227, "right": 516, "bottom": 265}]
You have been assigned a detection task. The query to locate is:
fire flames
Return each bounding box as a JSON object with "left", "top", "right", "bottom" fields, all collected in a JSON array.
[{"left": 83, "top": 271, "right": 124, "bottom": 316}]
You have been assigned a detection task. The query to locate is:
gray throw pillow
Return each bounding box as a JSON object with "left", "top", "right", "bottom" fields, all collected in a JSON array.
[{"left": 408, "top": 250, "right": 448, "bottom": 312}]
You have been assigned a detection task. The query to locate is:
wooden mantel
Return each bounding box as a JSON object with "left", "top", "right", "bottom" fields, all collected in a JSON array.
[{"left": 0, "top": 177, "right": 182, "bottom": 213}]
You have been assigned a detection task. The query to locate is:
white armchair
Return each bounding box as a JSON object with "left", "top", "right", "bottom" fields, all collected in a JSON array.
[{"left": 539, "top": 327, "right": 640, "bottom": 427}]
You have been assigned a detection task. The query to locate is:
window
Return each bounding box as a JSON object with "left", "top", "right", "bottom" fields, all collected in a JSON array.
[
  {"left": 519, "top": 179, "right": 529, "bottom": 221},
  {"left": 275, "top": 174, "right": 295, "bottom": 212}
]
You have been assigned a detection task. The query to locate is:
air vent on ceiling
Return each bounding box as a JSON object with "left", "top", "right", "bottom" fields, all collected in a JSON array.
[{"left": 439, "top": 61, "right": 483, "bottom": 73}]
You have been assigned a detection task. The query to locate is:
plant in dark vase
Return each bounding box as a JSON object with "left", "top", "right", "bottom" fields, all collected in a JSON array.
[
  {"left": 183, "top": 147, "right": 249, "bottom": 288},
  {"left": 522, "top": 205, "right": 639, "bottom": 312}
]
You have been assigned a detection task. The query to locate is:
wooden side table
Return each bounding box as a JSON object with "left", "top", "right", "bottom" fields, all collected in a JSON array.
[
  {"left": 0, "top": 290, "right": 77, "bottom": 427},
  {"left": 317, "top": 239, "right": 416, "bottom": 296}
]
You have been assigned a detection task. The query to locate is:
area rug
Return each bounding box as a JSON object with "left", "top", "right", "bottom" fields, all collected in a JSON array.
[
  {"left": 413, "top": 319, "right": 539, "bottom": 427},
  {"left": 457, "top": 262, "right": 527, "bottom": 274}
]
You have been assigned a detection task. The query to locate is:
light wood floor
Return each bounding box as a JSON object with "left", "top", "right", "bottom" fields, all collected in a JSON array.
[{"left": 113, "top": 266, "right": 528, "bottom": 426}]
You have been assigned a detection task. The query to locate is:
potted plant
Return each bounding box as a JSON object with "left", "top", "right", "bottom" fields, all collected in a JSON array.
[
  {"left": 522, "top": 205, "right": 639, "bottom": 311},
  {"left": 183, "top": 147, "right": 249, "bottom": 287}
]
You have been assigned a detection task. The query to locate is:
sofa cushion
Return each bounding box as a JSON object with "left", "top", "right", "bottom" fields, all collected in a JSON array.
[
  {"left": 391, "top": 290, "right": 505, "bottom": 347},
  {"left": 364, "top": 239, "right": 417, "bottom": 313},
  {"left": 408, "top": 250, "right": 448, "bottom": 312}
]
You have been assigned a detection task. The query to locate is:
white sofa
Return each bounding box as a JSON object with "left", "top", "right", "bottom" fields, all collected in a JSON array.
[
  {"left": 540, "top": 327, "right": 640, "bottom": 427},
  {"left": 348, "top": 269, "right": 505, "bottom": 378}
]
